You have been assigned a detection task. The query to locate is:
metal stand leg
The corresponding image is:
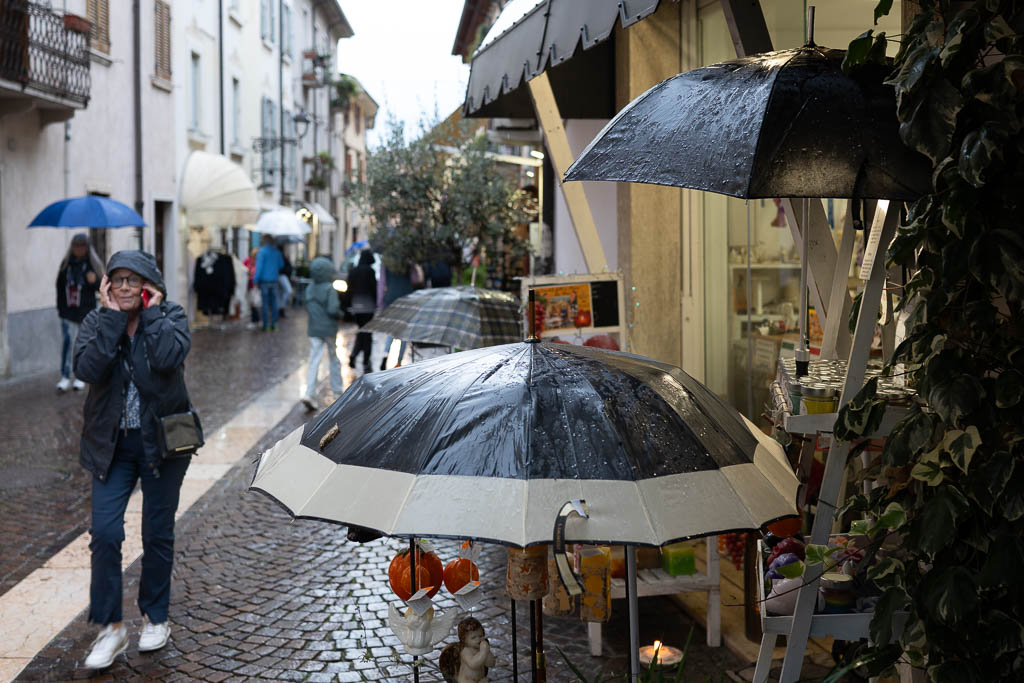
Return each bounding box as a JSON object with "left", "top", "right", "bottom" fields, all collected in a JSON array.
[
  {"left": 705, "top": 535, "right": 721, "bottom": 647},
  {"left": 752, "top": 632, "right": 777, "bottom": 683},
  {"left": 511, "top": 599, "right": 518, "bottom": 681},
  {"left": 627, "top": 546, "right": 640, "bottom": 681}
]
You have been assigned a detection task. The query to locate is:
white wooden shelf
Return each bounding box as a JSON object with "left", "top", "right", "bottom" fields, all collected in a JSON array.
[
  {"left": 781, "top": 404, "right": 911, "bottom": 437},
  {"left": 587, "top": 536, "right": 720, "bottom": 656}
]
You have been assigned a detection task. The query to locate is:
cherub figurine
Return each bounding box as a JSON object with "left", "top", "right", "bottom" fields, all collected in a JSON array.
[
  {"left": 439, "top": 616, "right": 496, "bottom": 683},
  {"left": 387, "top": 603, "right": 457, "bottom": 655}
]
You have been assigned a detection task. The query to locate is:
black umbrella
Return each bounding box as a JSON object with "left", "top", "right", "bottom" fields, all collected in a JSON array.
[
  {"left": 564, "top": 46, "right": 930, "bottom": 200},
  {"left": 251, "top": 341, "right": 797, "bottom": 547}
]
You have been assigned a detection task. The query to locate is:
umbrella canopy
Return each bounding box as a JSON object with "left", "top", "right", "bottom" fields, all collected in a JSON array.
[
  {"left": 179, "top": 151, "right": 261, "bottom": 226},
  {"left": 28, "top": 195, "right": 145, "bottom": 229},
  {"left": 564, "top": 46, "right": 931, "bottom": 200},
  {"left": 362, "top": 286, "right": 522, "bottom": 349},
  {"left": 255, "top": 209, "right": 312, "bottom": 236},
  {"left": 251, "top": 341, "right": 798, "bottom": 548},
  {"left": 345, "top": 239, "right": 370, "bottom": 255}
]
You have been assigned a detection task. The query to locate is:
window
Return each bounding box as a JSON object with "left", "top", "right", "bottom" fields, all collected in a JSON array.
[
  {"left": 232, "top": 78, "right": 241, "bottom": 146},
  {"left": 261, "top": 97, "right": 276, "bottom": 187},
  {"left": 154, "top": 1, "right": 172, "bottom": 81},
  {"left": 86, "top": 0, "right": 110, "bottom": 54},
  {"left": 283, "top": 110, "right": 294, "bottom": 192},
  {"left": 353, "top": 105, "right": 360, "bottom": 134},
  {"left": 260, "top": 0, "right": 275, "bottom": 44},
  {"left": 282, "top": 4, "right": 293, "bottom": 58},
  {"left": 190, "top": 52, "right": 201, "bottom": 130}
]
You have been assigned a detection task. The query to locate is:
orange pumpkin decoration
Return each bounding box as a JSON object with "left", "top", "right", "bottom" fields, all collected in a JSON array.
[
  {"left": 443, "top": 558, "right": 480, "bottom": 595},
  {"left": 767, "top": 516, "right": 803, "bottom": 538},
  {"left": 388, "top": 547, "right": 443, "bottom": 601}
]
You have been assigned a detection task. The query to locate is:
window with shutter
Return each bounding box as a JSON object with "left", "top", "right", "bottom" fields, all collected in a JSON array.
[
  {"left": 261, "top": 97, "right": 273, "bottom": 187},
  {"left": 87, "top": 0, "right": 111, "bottom": 54},
  {"left": 154, "top": 1, "right": 172, "bottom": 81}
]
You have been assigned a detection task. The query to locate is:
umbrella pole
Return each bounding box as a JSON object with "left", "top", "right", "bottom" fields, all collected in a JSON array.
[
  {"left": 409, "top": 537, "right": 420, "bottom": 683},
  {"left": 529, "top": 599, "right": 538, "bottom": 683},
  {"left": 627, "top": 545, "right": 640, "bottom": 680},
  {"left": 536, "top": 599, "right": 547, "bottom": 682},
  {"left": 511, "top": 598, "right": 519, "bottom": 681},
  {"left": 796, "top": 197, "right": 811, "bottom": 377}
]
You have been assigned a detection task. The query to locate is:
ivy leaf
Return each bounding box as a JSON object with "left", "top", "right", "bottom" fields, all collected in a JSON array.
[
  {"left": 873, "top": 0, "right": 893, "bottom": 25},
  {"left": 844, "top": 30, "right": 877, "bottom": 72},
  {"left": 959, "top": 126, "right": 1004, "bottom": 188},
  {"left": 869, "top": 589, "right": 908, "bottom": 645},
  {"left": 805, "top": 544, "right": 827, "bottom": 565},
  {"left": 917, "top": 487, "right": 970, "bottom": 557},
  {"left": 876, "top": 502, "right": 907, "bottom": 530},
  {"left": 995, "top": 370, "right": 1023, "bottom": 408},
  {"left": 947, "top": 425, "right": 982, "bottom": 474},
  {"left": 928, "top": 660, "right": 984, "bottom": 683},
  {"left": 849, "top": 519, "right": 871, "bottom": 535},
  {"left": 926, "top": 374, "right": 982, "bottom": 426},
  {"left": 979, "top": 536, "right": 1023, "bottom": 588},
  {"left": 967, "top": 451, "right": 1014, "bottom": 515},
  {"left": 884, "top": 408, "right": 933, "bottom": 467},
  {"left": 984, "top": 15, "right": 1015, "bottom": 43},
  {"left": 1000, "top": 459, "right": 1024, "bottom": 521},
  {"left": 867, "top": 556, "right": 904, "bottom": 584},
  {"left": 920, "top": 566, "right": 977, "bottom": 625},
  {"left": 835, "top": 378, "right": 886, "bottom": 440},
  {"left": 899, "top": 78, "right": 964, "bottom": 163},
  {"left": 910, "top": 459, "right": 944, "bottom": 486}
]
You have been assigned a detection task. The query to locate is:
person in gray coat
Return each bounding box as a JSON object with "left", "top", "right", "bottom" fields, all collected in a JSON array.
[
  {"left": 74, "top": 250, "right": 198, "bottom": 669},
  {"left": 302, "top": 256, "right": 343, "bottom": 410}
]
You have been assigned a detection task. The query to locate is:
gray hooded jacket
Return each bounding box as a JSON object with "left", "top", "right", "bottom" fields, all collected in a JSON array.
[
  {"left": 74, "top": 250, "right": 196, "bottom": 480},
  {"left": 305, "top": 257, "right": 341, "bottom": 338}
]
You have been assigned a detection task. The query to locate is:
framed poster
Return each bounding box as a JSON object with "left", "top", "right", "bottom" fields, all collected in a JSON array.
[{"left": 520, "top": 273, "right": 628, "bottom": 350}]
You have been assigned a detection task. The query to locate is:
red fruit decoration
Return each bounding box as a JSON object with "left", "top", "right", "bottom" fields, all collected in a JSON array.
[
  {"left": 443, "top": 557, "right": 480, "bottom": 594},
  {"left": 765, "top": 537, "right": 806, "bottom": 567},
  {"left": 718, "top": 533, "right": 747, "bottom": 571},
  {"left": 532, "top": 300, "right": 546, "bottom": 335},
  {"left": 574, "top": 310, "right": 592, "bottom": 328},
  {"left": 388, "top": 547, "right": 444, "bottom": 601}
]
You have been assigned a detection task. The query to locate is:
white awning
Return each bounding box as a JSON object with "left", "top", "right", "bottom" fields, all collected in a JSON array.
[
  {"left": 304, "top": 201, "right": 337, "bottom": 227},
  {"left": 180, "top": 151, "right": 261, "bottom": 226}
]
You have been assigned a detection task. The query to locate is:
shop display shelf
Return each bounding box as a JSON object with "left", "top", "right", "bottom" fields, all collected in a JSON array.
[
  {"left": 781, "top": 404, "right": 911, "bottom": 437},
  {"left": 755, "top": 540, "right": 907, "bottom": 642}
]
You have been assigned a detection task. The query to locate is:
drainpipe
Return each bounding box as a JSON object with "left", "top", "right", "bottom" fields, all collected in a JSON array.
[
  {"left": 133, "top": 0, "right": 143, "bottom": 249},
  {"left": 278, "top": 0, "right": 285, "bottom": 206},
  {"left": 219, "top": 0, "right": 225, "bottom": 154}
]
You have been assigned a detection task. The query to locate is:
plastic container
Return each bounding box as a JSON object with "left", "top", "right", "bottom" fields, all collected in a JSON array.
[
  {"left": 787, "top": 379, "right": 803, "bottom": 415},
  {"left": 800, "top": 382, "right": 837, "bottom": 414},
  {"left": 819, "top": 572, "right": 855, "bottom": 613}
]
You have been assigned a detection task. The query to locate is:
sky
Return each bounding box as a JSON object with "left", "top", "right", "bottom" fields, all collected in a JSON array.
[{"left": 337, "top": 1, "right": 471, "bottom": 148}]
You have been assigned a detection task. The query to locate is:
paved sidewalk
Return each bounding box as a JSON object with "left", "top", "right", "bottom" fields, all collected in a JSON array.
[{"left": 0, "top": 310, "right": 315, "bottom": 599}]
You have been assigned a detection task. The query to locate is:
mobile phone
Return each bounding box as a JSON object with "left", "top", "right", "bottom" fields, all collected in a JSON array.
[{"left": 141, "top": 289, "right": 151, "bottom": 307}]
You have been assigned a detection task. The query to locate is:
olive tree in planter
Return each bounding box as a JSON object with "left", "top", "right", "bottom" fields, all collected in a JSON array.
[{"left": 835, "top": 1, "right": 1024, "bottom": 680}]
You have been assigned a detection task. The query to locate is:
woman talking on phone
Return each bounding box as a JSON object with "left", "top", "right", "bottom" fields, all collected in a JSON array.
[{"left": 74, "top": 250, "right": 202, "bottom": 669}]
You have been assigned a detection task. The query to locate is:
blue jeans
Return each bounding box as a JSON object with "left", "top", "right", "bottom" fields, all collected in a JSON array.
[
  {"left": 259, "top": 281, "right": 279, "bottom": 328},
  {"left": 60, "top": 318, "right": 80, "bottom": 378},
  {"left": 89, "top": 429, "right": 190, "bottom": 625}
]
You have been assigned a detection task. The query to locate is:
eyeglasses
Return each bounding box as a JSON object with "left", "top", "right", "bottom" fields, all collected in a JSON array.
[{"left": 110, "top": 275, "right": 143, "bottom": 289}]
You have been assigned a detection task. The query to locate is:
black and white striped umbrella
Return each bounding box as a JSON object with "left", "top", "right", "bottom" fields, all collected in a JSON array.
[
  {"left": 361, "top": 286, "right": 521, "bottom": 350},
  {"left": 251, "top": 341, "right": 798, "bottom": 547}
]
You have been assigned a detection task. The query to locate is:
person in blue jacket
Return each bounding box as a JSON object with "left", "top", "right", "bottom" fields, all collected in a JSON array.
[{"left": 253, "top": 234, "right": 285, "bottom": 331}]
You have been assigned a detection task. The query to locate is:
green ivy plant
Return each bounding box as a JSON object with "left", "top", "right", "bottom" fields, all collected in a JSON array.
[{"left": 837, "top": 1, "right": 1024, "bottom": 680}]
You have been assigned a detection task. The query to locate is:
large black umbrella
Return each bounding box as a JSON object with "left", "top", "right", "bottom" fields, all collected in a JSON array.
[
  {"left": 564, "top": 46, "right": 930, "bottom": 200},
  {"left": 252, "top": 341, "right": 797, "bottom": 544}
]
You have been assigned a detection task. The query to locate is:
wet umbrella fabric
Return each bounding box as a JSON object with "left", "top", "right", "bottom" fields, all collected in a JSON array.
[
  {"left": 250, "top": 341, "right": 798, "bottom": 548},
  {"left": 28, "top": 195, "right": 146, "bottom": 229},
  {"left": 255, "top": 209, "right": 311, "bottom": 236},
  {"left": 564, "top": 46, "right": 931, "bottom": 200},
  {"left": 362, "top": 286, "right": 522, "bottom": 350}
]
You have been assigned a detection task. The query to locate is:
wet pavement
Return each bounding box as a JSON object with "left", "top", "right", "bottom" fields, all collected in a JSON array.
[{"left": 1, "top": 309, "right": 820, "bottom": 682}]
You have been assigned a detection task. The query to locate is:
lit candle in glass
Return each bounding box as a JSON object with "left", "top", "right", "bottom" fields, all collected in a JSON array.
[{"left": 639, "top": 639, "right": 683, "bottom": 668}]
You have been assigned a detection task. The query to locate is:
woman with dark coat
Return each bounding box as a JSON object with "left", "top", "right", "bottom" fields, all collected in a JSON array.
[
  {"left": 56, "top": 233, "right": 103, "bottom": 391},
  {"left": 74, "top": 250, "right": 200, "bottom": 669},
  {"left": 347, "top": 248, "right": 377, "bottom": 372}
]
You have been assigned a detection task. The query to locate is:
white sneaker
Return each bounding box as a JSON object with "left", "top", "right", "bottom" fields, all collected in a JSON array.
[
  {"left": 72, "top": 378, "right": 86, "bottom": 391},
  {"left": 84, "top": 623, "right": 128, "bottom": 669},
  {"left": 138, "top": 617, "right": 171, "bottom": 652},
  {"left": 301, "top": 395, "right": 318, "bottom": 411},
  {"left": 56, "top": 377, "right": 71, "bottom": 392}
]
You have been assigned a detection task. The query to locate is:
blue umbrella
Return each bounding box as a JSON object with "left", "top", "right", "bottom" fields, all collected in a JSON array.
[
  {"left": 345, "top": 239, "right": 370, "bottom": 255},
  {"left": 28, "top": 195, "right": 146, "bottom": 229}
]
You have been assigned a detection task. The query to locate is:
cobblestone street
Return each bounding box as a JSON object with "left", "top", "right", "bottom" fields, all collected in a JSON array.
[{"left": 3, "top": 311, "right": 752, "bottom": 682}]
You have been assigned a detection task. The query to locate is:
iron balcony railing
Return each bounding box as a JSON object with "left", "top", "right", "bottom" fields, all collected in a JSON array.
[{"left": 0, "top": 1, "right": 91, "bottom": 105}]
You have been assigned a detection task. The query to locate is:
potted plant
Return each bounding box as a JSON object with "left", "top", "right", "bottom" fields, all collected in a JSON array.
[{"left": 63, "top": 13, "right": 92, "bottom": 34}]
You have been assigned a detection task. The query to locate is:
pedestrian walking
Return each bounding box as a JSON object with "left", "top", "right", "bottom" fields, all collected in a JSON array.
[
  {"left": 56, "top": 233, "right": 102, "bottom": 391},
  {"left": 243, "top": 247, "right": 261, "bottom": 329},
  {"left": 277, "top": 242, "right": 293, "bottom": 319},
  {"left": 347, "top": 248, "right": 377, "bottom": 372},
  {"left": 253, "top": 234, "right": 284, "bottom": 331},
  {"left": 301, "top": 257, "right": 343, "bottom": 411},
  {"left": 74, "top": 250, "right": 200, "bottom": 669}
]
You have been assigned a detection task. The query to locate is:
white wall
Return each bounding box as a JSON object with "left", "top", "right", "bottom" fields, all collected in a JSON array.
[{"left": 552, "top": 119, "right": 617, "bottom": 275}]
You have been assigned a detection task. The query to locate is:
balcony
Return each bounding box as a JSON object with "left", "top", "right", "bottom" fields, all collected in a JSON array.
[{"left": 0, "top": 1, "right": 91, "bottom": 123}]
